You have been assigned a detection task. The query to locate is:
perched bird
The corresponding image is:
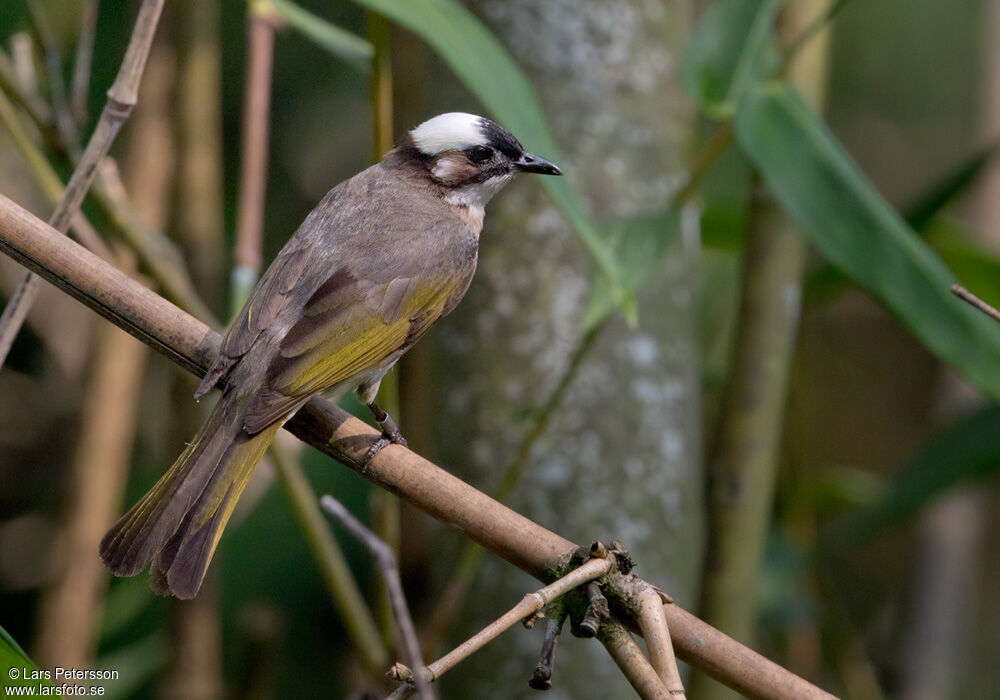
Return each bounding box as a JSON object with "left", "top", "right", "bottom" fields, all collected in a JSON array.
[{"left": 100, "top": 113, "right": 562, "bottom": 599}]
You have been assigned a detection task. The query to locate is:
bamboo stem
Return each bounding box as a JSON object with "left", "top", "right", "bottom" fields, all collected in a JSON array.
[
  {"left": 71, "top": 0, "right": 99, "bottom": 124},
  {"left": 0, "top": 194, "right": 837, "bottom": 700},
  {"left": 693, "top": 4, "right": 828, "bottom": 699},
  {"left": 365, "top": 7, "right": 404, "bottom": 649},
  {"left": 232, "top": 1, "right": 277, "bottom": 305},
  {"left": 638, "top": 588, "right": 685, "bottom": 697},
  {"left": 33, "top": 296, "right": 147, "bottom": 671},
  {"left": 176, "top": 0, "right": 226, "bottom": 303},
  {"left": 600, "top": 620, "right": 672, "bottom": 700},
  {"left": 0, "top": 0, "right": 166, "bottom": 367}
]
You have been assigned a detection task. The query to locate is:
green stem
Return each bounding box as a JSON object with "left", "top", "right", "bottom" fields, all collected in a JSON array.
[
  {"left": 692, "top": 4, "right": 828, "bottom": 698},
  {"left": 365, "top": 9, "right": 402, "bottom": 649},
  {"left": 270, "top": 440, "right": 388, "bottom": 677}
]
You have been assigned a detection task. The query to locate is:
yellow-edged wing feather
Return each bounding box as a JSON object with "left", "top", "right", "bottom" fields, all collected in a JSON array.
[{"left": 243, "top": 270, "right": 465, "bottom": 432}]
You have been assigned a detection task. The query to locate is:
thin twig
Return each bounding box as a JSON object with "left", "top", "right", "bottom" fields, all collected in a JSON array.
[
  {"left": 600, "top": 619, "right": 672, "bottom": 700},
  {"left": 389, "top": 556, "right": 612, "bottom": 697},
  {"left": 0, "top": 196, "right": 839, "bottom": 700},
  {"left": 0, "top": 0, "right": 166, "bottom": 367},
  {"left": 529, "top": 613, "right": 564, "bottom": 690},
  {"left": 951, "top": 284, "right": 1000, "bottom": 324},
  {"left": 72, "top": 0, "right": 99, "bottom": 124},
  {"left": 638, "top": 587, "right": 685, "bottom": 698},
  {"left": 320, "top": 495, "right": 432, "bottom": 700}
]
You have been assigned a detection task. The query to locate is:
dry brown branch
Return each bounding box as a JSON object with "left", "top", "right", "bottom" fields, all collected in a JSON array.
[
  {"left": 388, "top": 555, "right": 613, "bottom": 698},
  {"left": 951, "top": 284, "right": 1000, "bottom": 324},
  {"left": 638, "top": 587, "right": 685, "bottom": 698},
  {"left": 320, "top": 495, "right": 432, "bottom": 700},
  {"left": 0, "top": 194, "right": 837, "bottom": 700},
  {"left": 600, "top": 620, "right": 672, "bottom": 700},
  {"left": 0, "top": 0, "right": 166, "bottom": 366}
]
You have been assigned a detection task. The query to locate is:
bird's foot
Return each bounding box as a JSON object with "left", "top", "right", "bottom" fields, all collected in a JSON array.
[
  {"left": 363, "top": 428, "right": 408, "bottom": 464},
  {"left": 362, "top": 401, "right": 407, "bottom": 464}
]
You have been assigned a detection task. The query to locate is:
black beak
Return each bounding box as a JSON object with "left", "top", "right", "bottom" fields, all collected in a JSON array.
[{"left": 515, "top": 152, "right": 562, "bottom": 176}]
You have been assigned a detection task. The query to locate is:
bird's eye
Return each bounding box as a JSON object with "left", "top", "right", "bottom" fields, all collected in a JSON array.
[{"left": 468, "top": 145, "right": 493, "bottom": 163}]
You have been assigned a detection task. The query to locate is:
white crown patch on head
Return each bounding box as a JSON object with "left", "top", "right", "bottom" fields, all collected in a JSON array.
[{"left": 410, "top": 112, "right": 488, "bottom": 155}]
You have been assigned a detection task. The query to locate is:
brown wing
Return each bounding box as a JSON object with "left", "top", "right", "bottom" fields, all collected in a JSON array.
[
  {"left": 195, "top": 233, "right": 317, "bottom": 399},
  {"left": 242, "top": 265, "right": 468, "bottom": 433}
]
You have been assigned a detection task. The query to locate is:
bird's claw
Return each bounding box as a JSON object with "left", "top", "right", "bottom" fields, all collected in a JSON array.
[{"left": 363, "top": 430, "right": 407, "bottom": 464}]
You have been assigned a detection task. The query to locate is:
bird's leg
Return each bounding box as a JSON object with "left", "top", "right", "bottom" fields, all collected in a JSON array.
[
  {"left": 356, "top": 378, "right": 407, "bottom": 463},
  {"left": 363, "top": 401, "right": 408, "bottom": 462}
]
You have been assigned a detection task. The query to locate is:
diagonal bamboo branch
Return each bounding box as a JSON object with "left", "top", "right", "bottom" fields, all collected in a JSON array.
[
  {"left": 0, "top": 0, "right": 165, "bottom": 367},
  {"left": 0, "top": 193, "right": 836, "bottom": 700}
]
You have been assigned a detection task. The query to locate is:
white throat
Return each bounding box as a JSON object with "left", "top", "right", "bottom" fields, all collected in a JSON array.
[
  {"left": 445, "top": 175, "right": 512, "bottom": 209},
  {"left": 444, "top": 175, "right": 513, "bottom": 235}
]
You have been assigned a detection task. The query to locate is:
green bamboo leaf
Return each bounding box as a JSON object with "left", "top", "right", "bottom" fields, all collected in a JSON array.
[
  {"left": 822, "top": 404, "right": 1000, "bottom": 554},
  {"left": 263, "top": 0, "right": 373, "bottom": 71},
  {"left": 682, "top": 0, "right": 784, "bottom": 119},
  {"left": 346, "top": 0, "right": 630, "bottom": 316},
  {"left": 1, "top": 624, "right": 57, "bottom": 695},
  {"left": 804, "top": 143, "right": 1000, "bottom": 306},
  {"left": 735, "top": 82, "right": 1000, "bottom": 398}
]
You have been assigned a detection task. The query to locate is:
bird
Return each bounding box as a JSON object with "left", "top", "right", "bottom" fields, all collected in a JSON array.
[{"left": 99, "top": 112, "right": 562, "bottom": 599}]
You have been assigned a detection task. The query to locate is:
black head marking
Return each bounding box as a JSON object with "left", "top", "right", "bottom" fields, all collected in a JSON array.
[{"left": 477, "top": 118, "right": 524, "bottom": 159}]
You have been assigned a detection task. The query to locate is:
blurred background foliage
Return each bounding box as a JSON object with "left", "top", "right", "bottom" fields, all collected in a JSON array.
[{"left": 1, "top": 0, "right": 999, "bottom": 698}]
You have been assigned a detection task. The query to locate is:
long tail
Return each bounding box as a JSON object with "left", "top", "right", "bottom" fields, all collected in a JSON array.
[{"left": 100, "top": 388, "right": 280, "bottom": 599}]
